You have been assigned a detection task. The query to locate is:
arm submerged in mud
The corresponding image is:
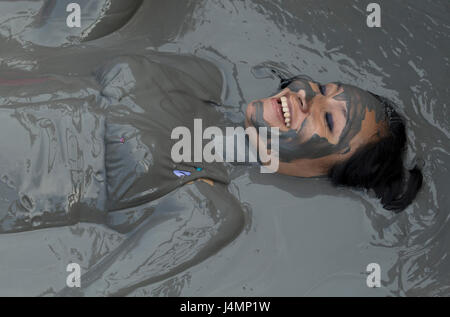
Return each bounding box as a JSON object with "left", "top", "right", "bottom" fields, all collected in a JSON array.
[{"left": 57, "top": 180, "right": 245, "bottom": 296}]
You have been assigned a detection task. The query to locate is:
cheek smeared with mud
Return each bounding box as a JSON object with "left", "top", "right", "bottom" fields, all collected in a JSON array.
[
  {"left": 284, "top": 78, "right": 316, "bottom": 102},
  {"left": 249, "top": 100, "right": 265, "bottom": 131}
]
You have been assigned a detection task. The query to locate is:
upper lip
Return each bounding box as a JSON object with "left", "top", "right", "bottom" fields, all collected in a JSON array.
[
  {"left": 283, "top": 94, "right": 300, "bottom": 124},
  {"left": 286, "top": 96, "right": 293, "bottom": 119}
]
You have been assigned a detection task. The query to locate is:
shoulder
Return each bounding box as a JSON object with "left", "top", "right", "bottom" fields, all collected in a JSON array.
[{"left": 95, "top": 52, "right": 224, "bottom": 103}]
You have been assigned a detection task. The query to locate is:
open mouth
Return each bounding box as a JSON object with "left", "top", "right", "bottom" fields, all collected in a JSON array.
[{"left": 273, "top": 96, "right": 293, "bottom": 128}]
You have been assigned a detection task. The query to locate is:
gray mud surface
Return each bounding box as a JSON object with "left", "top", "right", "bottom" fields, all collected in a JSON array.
[{"left": 0, "top": 0, "right": 449, "bottom": 296}]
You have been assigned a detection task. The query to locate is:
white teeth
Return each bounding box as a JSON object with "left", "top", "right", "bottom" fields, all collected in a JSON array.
[{"left": 279, "top": 96, "right": 291, "bottom": 127}]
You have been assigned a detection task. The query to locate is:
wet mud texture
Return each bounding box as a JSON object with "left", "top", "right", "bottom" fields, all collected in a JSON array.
[{"left": 0, "top": 0, "right": 449, "bottom": 296}]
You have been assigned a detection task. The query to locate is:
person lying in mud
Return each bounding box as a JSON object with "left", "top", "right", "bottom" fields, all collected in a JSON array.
[
  {"left": 0, "top": 52, "right": 423, "bottom": 230},
  {"left": 0, "top": 52, "right": 422, "bottom": 294}
]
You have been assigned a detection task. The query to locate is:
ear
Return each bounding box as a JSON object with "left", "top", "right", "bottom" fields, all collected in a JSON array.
[{"left": 338, "top": 146, "right": 351, "bottom": 155}]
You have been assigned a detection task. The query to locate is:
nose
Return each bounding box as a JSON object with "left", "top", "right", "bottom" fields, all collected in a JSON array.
[{"left": 290, "top": 89, "right": 309, "bottom": 114}]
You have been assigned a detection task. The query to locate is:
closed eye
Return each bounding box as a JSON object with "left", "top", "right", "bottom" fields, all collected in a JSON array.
[{"left": 325, "top": 112, "right": 334, "bottom": 132}]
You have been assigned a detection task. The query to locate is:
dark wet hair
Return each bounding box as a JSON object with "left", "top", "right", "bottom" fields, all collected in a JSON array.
[{"left": 328, "top": 94, "right": 423, "bottom": 212}]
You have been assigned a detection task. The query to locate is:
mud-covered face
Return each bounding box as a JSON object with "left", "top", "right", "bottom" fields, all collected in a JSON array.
[{"left": 245, "top": 77, "right": 388, "bottom": 176}]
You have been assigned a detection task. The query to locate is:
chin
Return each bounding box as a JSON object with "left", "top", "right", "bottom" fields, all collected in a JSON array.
[{"left": 245, "top": 101, "right": 256, "bottom": 127}]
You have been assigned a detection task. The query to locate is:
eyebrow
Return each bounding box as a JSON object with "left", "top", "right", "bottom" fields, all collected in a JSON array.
[
  {"left": 336, "top": 104, "right": 348, "bottom": 139},
  {"left": 330, "top": 84, "right": 348, "bottom": 137}
]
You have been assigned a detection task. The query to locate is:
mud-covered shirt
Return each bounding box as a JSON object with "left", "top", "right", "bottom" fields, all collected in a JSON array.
[{"left": 0, "top": 52, "right": 229, "bottom": 233}]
